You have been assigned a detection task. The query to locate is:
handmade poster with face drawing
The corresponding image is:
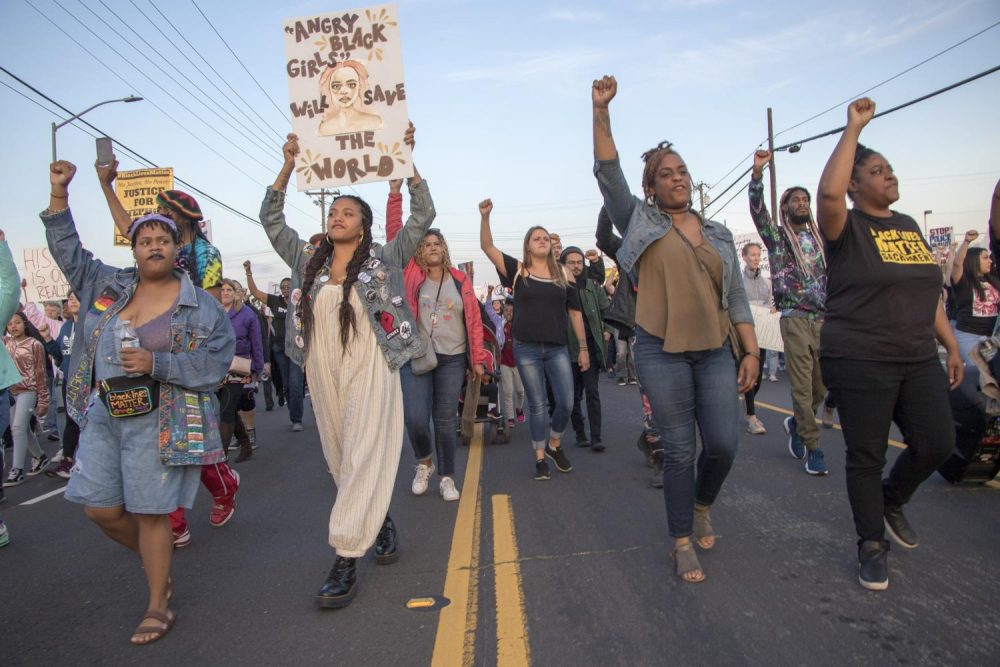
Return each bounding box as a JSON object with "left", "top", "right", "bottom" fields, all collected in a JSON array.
[{"left": 283, "top": 3, "right": 413, "bottom": 190}]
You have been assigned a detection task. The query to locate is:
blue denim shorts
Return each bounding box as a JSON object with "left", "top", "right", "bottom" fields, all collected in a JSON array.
[{"left": 65, "top": 395, "right": 201, "bottom": 514}]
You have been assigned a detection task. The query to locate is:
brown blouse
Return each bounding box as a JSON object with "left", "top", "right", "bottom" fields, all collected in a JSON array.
[{"left": 635, "top": 227, "right": 730, "bottom": 353}]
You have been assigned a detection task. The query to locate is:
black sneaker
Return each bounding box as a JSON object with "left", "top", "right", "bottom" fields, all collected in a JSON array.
[
  {"left": 591, "top": 438, "right": 605, "bottom": 453},
  {"left": 534, "top": 460, "right": 551, "bottom": 481},
  {"left": 575, "top": 434, "right": 591, "bottom": 448},
  {"left": 884, "top": 506, "right": 918, "bottom": 549},
  {"left": 858, "top": 540, "right": 890, "bottom": 591},
  {"left": 27, "top": 455, "right": 50, "bottom": 477},
  {"left": 545, "top": 445, "right": 572, "bottom": 472},
  {"left": 3, "top": 468, "right": 25, "bottom": 487}
]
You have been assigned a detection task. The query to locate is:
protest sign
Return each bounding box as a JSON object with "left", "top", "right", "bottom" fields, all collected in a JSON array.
[
  {"left": 283, "top": 3, "right": 413, "bottom": 190},
  {"left": 749, "top": 304, "right": 783, "bottom": 353},
  {"left": 22, "top": 246, "right": 69, "bottom": 302},
  {"left": 113, "top": 168, "right": 174, "bottom": 246},
  {"left": 733, "top": 231, "right": 771, "bottom": 277},
  {"left": 928, "top": 226, "right": 953, "bottom": 249}
]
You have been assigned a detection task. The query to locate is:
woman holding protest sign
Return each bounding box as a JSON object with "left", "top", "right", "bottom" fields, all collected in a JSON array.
[
  {"left": 260, "top": 124, "right": 434, "bottom": 608},
  {"left": 41, "top": 159, "right": 234, "bottom": 644},
  {"left": 816, "top": 98, "right": 962, "bottom": 591},
  {"left": 591, "top": 75, "right": 758, "bottom": 584},
  {"left": 479, "top": 199, "right": 588, "bottom": 481}
]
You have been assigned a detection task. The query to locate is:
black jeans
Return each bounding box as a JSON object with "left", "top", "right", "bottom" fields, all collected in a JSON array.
[
  {"left": 571, "top": 347, "right": 602, "bottom": 442},
  {"left": 821, "top": 356, "right": 954, "bottom": 543}
]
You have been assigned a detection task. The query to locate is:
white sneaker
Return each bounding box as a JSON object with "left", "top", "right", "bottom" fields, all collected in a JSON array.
[
  {"left": 746, "top": 416, "right": 767, "bottom": 435},
  {"left": 439, "top": 476, "right": 460, "bottom": 502},
  {"left": 412, "top": 461, "right": 435, "bottom": 495}
]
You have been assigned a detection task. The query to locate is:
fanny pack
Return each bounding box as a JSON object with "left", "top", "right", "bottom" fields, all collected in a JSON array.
[{"left": 98, "top": 375, "right": 160, "bottom": 418}]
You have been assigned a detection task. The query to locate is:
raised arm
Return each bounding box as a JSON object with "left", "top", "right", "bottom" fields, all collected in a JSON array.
[
  {"left": 43, "top": 161, "right": 119, "bottom": 291},
  {"left": 990, "top": 178, "right": 1000, "bottom": 242},
  {"left": 260, "top": 134, "right": 307, "bottom": 272},
  {"left": 951, "top": 230, "right": 978, "bottom": 285},
  {"left": 242, "top": 261, "right": 269, "bottom": 304},
  {"left": 591, "top": 76, "right": 637, "bottom": 235},
  {"left": 478, "top": 199, "right": 507, "bottom": 278},
  {"left": 748, "top": 150, "right": 781, "bottom": 252},
  {"left": 817, "top": 98, "right": 876, "bottom": 242},
  {"left": 0, "top": 232, "right": 20, "bottom": 326},
  {"left": 379, "top": 123, "right": 434, "bottom": 266},
  {"left": 385, "top": 178, "right": 403, "bottom": 242},
  {"left": 96, "top": 158, "right": 132, "bottom": 237}
]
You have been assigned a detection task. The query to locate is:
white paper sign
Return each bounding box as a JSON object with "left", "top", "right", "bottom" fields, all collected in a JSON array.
[
  {"left": 750, "top": 304, "right": 783, "bottom": 353},
  {"left": 283, "top": 3, "right": 413, "bottom": 190},
  {"left": 22, "top": 246, "right": 70, "bottom": 302}
]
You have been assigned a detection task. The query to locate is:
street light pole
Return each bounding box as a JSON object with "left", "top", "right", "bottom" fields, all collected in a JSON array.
[
  {"left": 923, "top": 210, "right": 933, "bottom": 237},
  {"left": 51, "top": 95, "right": 143, "bottom": 162}
]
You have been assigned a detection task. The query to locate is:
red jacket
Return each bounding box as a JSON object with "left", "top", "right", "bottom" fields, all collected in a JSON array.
[{"left": 387, "top": 193, "right": 490, "bottom": 371}]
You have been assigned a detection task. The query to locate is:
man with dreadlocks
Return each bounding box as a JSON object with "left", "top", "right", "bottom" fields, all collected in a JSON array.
[
  {"left": 749, "top": 149, "right": 829, "bottom": 476},
  {"left": 260, "top": 126, "right": 433, "bottom": 608}
]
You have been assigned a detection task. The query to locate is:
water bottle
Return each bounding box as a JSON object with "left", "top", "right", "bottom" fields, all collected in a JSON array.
[{"left": 118, "top": 320, "right": 142, "bottom": 377}]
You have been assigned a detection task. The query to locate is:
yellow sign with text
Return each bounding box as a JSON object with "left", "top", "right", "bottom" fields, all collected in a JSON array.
[{"left": 113, "top": 168, "right": 174, "bottom": 246}]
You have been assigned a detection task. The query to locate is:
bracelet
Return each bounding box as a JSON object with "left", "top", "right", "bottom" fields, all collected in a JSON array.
[
  {"left": 742, "top": 351, "right": 761, "bottom": 361},
  {"left": 50, "top": 193, "right": 68, "bottom": 199}
]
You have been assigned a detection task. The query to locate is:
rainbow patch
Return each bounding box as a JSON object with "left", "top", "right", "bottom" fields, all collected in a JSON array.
[{"left": 91, "top": 295, "right": 114, "bottom": 314}]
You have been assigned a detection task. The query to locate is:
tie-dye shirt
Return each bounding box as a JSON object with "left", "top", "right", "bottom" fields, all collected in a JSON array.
[
  {"left": 748, "top": 178, "right": 826, "bottom": 319},
  {"left": 175, "top": 236, "right": 223, "bottom": 291}
]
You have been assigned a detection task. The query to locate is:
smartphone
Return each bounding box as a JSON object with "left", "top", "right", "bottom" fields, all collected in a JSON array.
[{"left": 96, "top": 137, "right": 114, "bottom": 167}]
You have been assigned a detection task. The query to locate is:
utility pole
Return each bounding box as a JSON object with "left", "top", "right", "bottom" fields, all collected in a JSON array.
[
  {"left": 766, "top": 108, "right": 778, "bottom": 224},
  {"left": 694, "top": 182, "right": 710, "bottom": 217},
  {"left": 305, "top": 188, "right": 339, "bottom": 233}
]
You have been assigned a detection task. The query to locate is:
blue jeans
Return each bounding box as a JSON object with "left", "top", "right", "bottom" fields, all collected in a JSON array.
[
  {"left": 43, "top": 374, "right": 57, "bottom": 433},
  {"left": 273, "top": 341, "right": 304, "bottom": 424},
  {"left": 514, "top": 341, "right": 574, "bottom": 451},
  {"left": 634, "top": 327, "right": 740, "bottom": 538},
  {"left": 400, "top": 353, "right": 466, "bottom": 476}
]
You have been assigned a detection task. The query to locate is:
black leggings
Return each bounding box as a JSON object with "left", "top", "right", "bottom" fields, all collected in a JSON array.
[
  {"left": 821, "top": 356, "right": 954, "bottom": 543},
  {"left": 60, "top": 383, "right": 80, "bottom": 459}
]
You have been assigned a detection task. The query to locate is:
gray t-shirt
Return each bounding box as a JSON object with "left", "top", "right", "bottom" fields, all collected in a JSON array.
[{"left": 418, "top": 275, "right": 466, "bottom": 356}]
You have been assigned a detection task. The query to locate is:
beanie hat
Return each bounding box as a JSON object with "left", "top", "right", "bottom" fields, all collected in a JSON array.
[
  {"left": 559, "top": 246, "right": 584, "bottom": 263},
  {"left": 156, "top": 190, "right": 203, "bottom": 222}
]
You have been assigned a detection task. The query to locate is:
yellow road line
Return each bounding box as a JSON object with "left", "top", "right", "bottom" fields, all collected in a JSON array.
[
  {"left": 755, "top": 400, "right": 906, "bottom": 449},
  {"left": 431, "top": 424, "right": 484, "bottom": 667},
  {"left": 492, "top": 495, "right": 530, "bottom": 667}
]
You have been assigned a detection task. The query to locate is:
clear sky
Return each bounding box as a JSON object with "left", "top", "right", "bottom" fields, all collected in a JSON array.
[{"left": 1, "top": 0, "right": 998, "bottom": 292}]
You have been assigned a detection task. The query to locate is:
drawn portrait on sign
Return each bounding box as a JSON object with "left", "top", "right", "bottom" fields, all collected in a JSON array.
[{"left": 318, "top": 61, "right": 384, "bottom": 136}]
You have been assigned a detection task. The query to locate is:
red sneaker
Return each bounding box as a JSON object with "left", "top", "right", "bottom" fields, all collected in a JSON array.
[
  {"left": 210, "top": 500, "right": 236, "bottom": 527},
  {"left": 173, "top": 528, "right": 192, "bottom": 549}
]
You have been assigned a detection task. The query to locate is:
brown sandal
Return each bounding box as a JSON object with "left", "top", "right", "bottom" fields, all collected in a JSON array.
[
  {"left": 130, "top": 609, "right": 176, "bottom": 646},
  {"left": 672, "top": 542, "right": 705, "bottom": 583},
  {"left": 694, "top": 505, "right": 715, "bottom": 550}
]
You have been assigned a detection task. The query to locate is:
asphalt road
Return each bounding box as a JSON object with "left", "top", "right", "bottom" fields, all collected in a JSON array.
[{"left": 2, "top": 374, "right": 998, "bottom": 666}]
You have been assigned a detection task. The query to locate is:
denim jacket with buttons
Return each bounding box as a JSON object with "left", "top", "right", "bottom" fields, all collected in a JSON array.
[
  {"left": 259, "top": 179, "right": 435, "bottom": 372},
  {"left": 41, "top": 208, "right": 236, "bottom": 466},
  {"left": 594, "top": 156, "right": 753, "bottom": 327}
]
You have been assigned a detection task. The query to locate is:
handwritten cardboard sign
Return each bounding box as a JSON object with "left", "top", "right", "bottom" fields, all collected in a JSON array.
[
  {"left": 750, "top": 304, "right": 783, "bottom": 353},
  {"left": 283, "top": 3, "right": 413, "bottom": 190},
  {"left": 113, "top": 168, "right": 174, "bottom": 246},
  {"left": 22, "top": 246, "right": 70, "bottom": 302}
]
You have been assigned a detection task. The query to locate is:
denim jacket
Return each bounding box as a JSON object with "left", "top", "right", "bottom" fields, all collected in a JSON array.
[
  {"left": 594, "top": 157, "right": 753, "bottom": 326},
  {"left": 0, "top": 240, "right": 23, "bottom": 391},
  {"left": 259, "top": 179, "right": 436, "bottom": 371},
  {"left": 41, "top": 207, "right": 236, "bottom": 466}
]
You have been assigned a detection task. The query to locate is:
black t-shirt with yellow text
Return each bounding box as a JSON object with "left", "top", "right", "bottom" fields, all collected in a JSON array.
[{"left": 821, "top": 209, "right": 942, "bottom": 362}]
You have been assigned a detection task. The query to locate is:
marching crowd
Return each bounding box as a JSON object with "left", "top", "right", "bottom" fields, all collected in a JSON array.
[{"left": 2, "top": 79, "right": 998, "bottom": 646}]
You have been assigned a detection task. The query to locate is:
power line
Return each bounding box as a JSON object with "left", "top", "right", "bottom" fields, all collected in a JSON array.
[
  {"left": 774, "top": 19, "right": 1000, "bottom": 138},
  {"left": 1, "top": 65, "right": 262, "bottom": 227},
  {"left": 705, "top": 64, "right": 1000, "bottom": 218},
  {"left": 61, "top": 0, "right": 278, "bottom": 172},
  {"left": 144, "top": 0, "right": 287, "bottom": 144},
  {"left": 87, "top": 0, "right": 282, "bottom": 158},
  {"left": 190, "top": 0, "right": 289, "bottom": 125},
  {"left": 25, "top": 0, "right": 273, "bottom": 187}
]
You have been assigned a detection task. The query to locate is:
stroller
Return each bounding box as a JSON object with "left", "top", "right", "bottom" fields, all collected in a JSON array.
[{"left": 460, "top": 307, "right": 510, "bottom": 446}]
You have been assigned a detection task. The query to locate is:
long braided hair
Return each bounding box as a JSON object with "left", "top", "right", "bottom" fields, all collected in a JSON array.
[{"left": 298, "top": 195, "right": 374, "bottom": 352}]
